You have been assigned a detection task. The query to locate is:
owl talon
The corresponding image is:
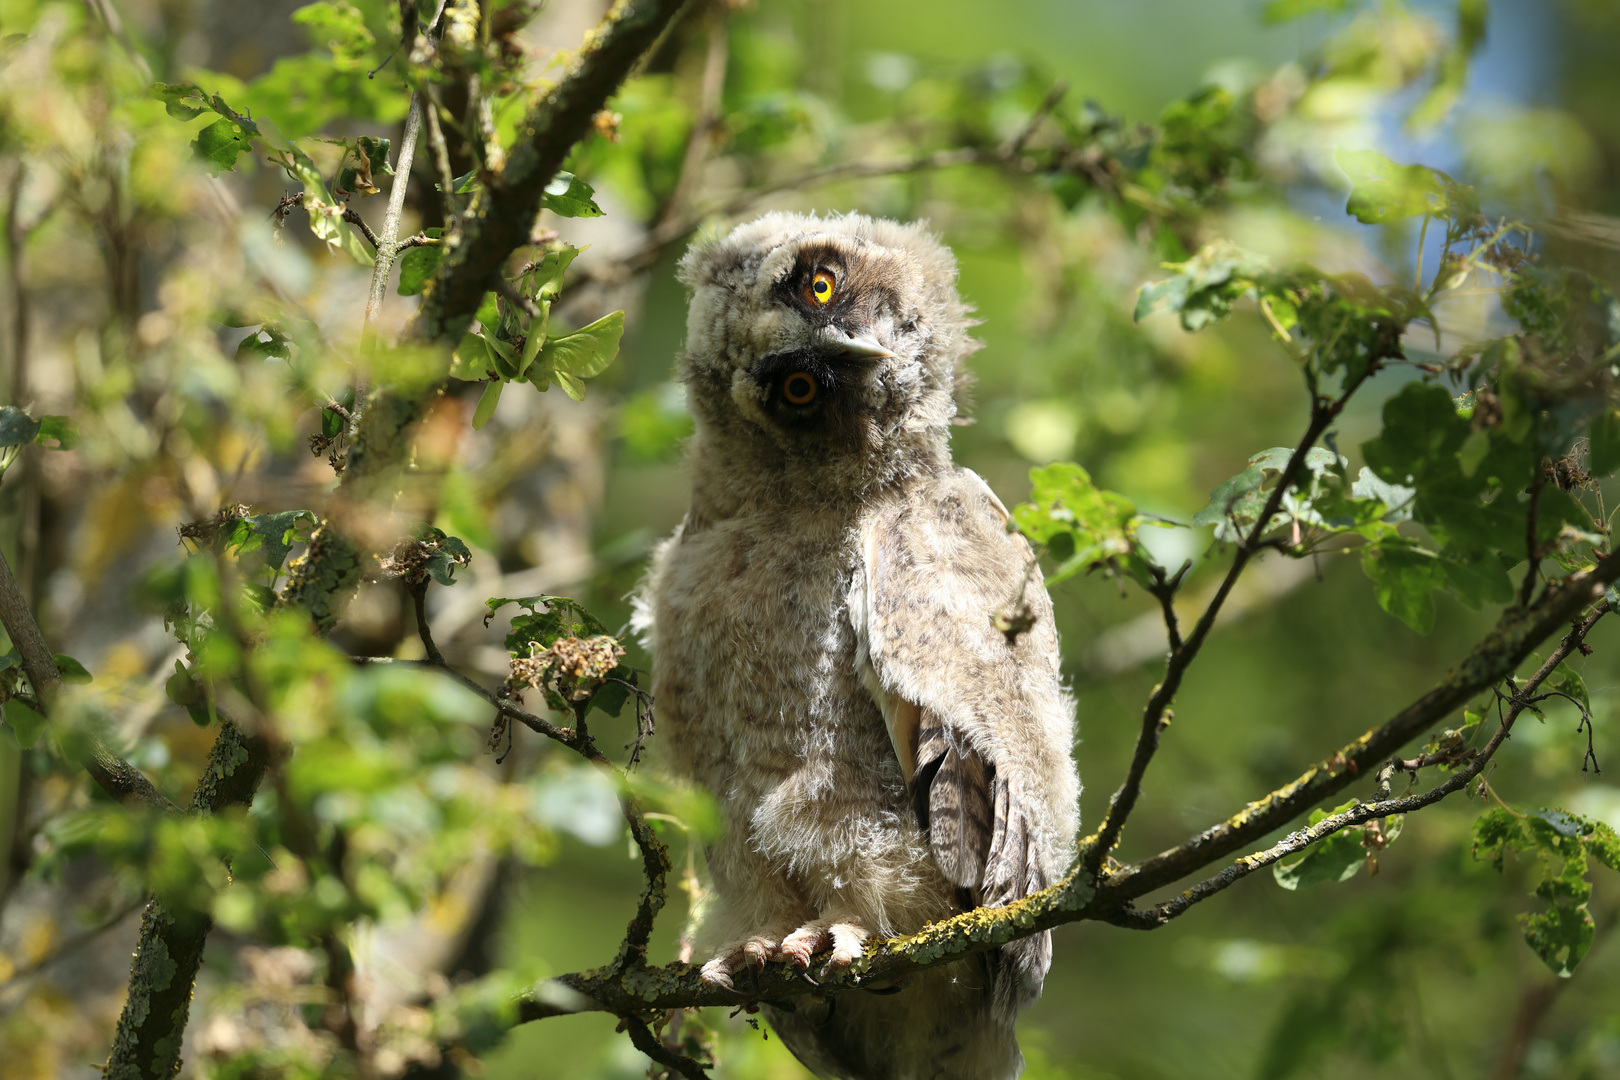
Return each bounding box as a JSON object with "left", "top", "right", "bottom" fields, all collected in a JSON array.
[
  {"left": 701, "top": 931, "right": 783, "bottom": 990},
  {"left": 778, "top": 918, "right": 869, "bottom": 970}
]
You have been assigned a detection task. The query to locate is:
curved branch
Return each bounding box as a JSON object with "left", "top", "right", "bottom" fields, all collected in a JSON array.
[
  {"left": 1109, "top": 601, "right": 1607, "bottom": 929},
  {"left": 506, "top": 548, "right": 1620, "bottom": 1022}
]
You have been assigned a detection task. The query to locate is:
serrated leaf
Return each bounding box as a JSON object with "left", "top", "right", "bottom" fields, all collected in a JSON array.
[
  {"left": 536, "top": 310, "right": 625, "bottom": 381},
  {"left": 1191, "top": 464, "right": 1265, "bottom": 530},
  {"left": 1011, "top": 462, "right": 1150, "bottom": 586},
  {"left": 1361, "top": 540, "right": 1441, "bottom": 633},
  {"left": 486, "top": 594, "right": 610, "bottom": 654},
  {"left": 539, "top": 171, "right": 604, "bottom": 218},
  {"left": 1547, "top": 662, "right": 1589, "bottom": 713},
  {"left": 1349, "top": 467, "right": 1415, "bottom": 522}
]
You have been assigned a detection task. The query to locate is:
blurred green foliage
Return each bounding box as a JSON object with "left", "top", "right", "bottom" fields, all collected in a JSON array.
[{"left": 3, "top": 0, "right": 1620, "bottom": 1079}]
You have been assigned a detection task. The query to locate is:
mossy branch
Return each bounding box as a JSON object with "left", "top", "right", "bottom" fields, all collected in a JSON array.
[{"left": 509, "top": 548, "right": 1620, "bottom": 1024}]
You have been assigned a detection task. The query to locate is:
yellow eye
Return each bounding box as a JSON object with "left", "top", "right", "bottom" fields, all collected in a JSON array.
[
  {"left": 782, "top": 372, "right": 817, "bottom": 405},
  {"left": 808, "top": 269, "right": 836, "bottom": 305}
]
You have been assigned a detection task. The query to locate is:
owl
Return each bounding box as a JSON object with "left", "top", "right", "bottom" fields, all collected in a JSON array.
[{"left": 636, "top": 212, "right": 1080, "bottom": 1080}]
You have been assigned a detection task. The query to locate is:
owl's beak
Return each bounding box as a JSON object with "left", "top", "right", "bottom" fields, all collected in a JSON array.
[{"left": 824, "top": 326, "right": 895, "bottom": 360}]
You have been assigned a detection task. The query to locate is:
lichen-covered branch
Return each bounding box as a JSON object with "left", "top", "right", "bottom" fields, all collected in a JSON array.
[
  {"left": 106, "top": 718, "right": 272, "bottom": 1080},
  {"left": 509, "top": 547, "right": 1620, "bottom": 1023},
  {"left": 1108, "top": 602, "right": 1608, "bottom": 929}
]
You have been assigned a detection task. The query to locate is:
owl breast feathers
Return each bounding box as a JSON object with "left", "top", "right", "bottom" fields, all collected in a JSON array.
[{"left": 638, "top": 212, "right": 1079, "bottom": 1080}]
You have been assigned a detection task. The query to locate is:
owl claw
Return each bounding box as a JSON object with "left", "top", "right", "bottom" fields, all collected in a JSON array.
[
  {"left": 778, "top": 918, "right": 869, "bottom": 970},
  {"left": 700, "top": 932, "right": 783, "bottom": 990}
]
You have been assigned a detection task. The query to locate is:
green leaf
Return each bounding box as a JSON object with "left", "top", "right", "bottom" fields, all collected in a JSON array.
[
  {"left": 517, "top": 302, "right": 550, "bottom": 380},
  {"left": 1134, "top": 241, "right": 1274, "bottom": 332},
  {"left": 1192, "top": 464, "right": 1264, "bottom": 532},
  {"left": 528, "top": 246, "right": 582, "bottom": 303},
  {"left": 539, "top": 171, "right": 604, "bottom": 218},
  {"left": 1335, "top": 149, "right": 1454, "bottom": 224},
  {"left": 53, "top": 654, "right": 92, "bottom": 684},
  {"left": 2, "top": 698, "right": 47, "bottom": 750},
  {"left": 472, "top": 380, "right": 503, "bottom": 430},
  {"left": 1361, "top": 540, "right": 1442, "bottom": 633},
  {"left": 0, "top": 406, "right": 42, "bottom": 448},
  {"left": 1011, "top": 462, "right": 1151, "bottom": 586},
  {"left": 424, "top": 534, "right": 472, "bottom": 586},
  {"left": 1548, "top": 662, "right": 1590, "bottom": 713},
  {"left": 1522, "top": 897, "right": 1595, "bottom": 978},
  {"left": 1274, "top": 828, "right": 1366, "bottom": 890},
  {"left": 486, "top": 595, "right": 610, "bottom": 654},
  {"left": 451, "top": 331, "right": 494, "bottom": 381},
  {"left": 151, "top": 82, "right": 211, "bottom": 120},
  {"left": 396, "top": 243, "right": 443, "bottom": 296},
  {"left": 222, "top": 510, "right": 316, "bottom": 572},
  {"left": 193, "top": 116, "right": 257, "bottom": 175},
  {"left": 235, "top": 326, "right": 292, "bottom": 361},
  {"left": 1349, "top": 467, "right": 1415, "bottom": 523},
  {"left": 535, "top": 311, "right": 625, "bottom": 383}
]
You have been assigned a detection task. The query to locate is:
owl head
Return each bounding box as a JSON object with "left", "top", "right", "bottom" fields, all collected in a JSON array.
[{"left": 676, "top": 213, "right": 978, "bottom": 492}]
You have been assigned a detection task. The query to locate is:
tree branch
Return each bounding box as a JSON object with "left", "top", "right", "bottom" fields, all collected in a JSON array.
[
  {"left": 622, "top": 1014, "right": 711, "bottom": 1080},
  {"left": 1107, "top": 602, "right": 1607, "bottom": 929},
  {"left": 505, "top": 546, "right": 1620, "bottom": 1023},
  {"left": 1095, "top": 547, "right": 1620, "bottom": 903},
  {"left": 1083, "top": 365, "right": 1378, "bottom": 877},
  {"left": 281, "top": 0, "right": 690, "bottom": 623}
]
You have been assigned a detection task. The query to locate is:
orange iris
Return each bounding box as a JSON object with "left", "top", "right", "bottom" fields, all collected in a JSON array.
[{"left": 783, "top": 372, "right": 817, "bottom": 404}]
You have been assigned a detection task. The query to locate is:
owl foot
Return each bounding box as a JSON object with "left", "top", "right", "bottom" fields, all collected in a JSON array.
[
  {"left": 698, "top": 931, "right": 783, "bottom": 991},
  {"left": 779, "top": 918, "right": 869, "bottom": 971}
]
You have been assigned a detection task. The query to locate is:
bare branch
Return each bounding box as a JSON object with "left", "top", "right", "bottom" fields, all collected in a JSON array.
[
  {"left": 343, "top": 206, "right": 381, "bottom": 251},
  {"left": 622, "top": 1014, "right": 711, "bottom": 1080},
  {"left": 362, "top": 92, "right": 426, "bottom": 335}
]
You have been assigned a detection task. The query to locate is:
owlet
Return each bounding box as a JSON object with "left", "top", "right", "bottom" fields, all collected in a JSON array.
[{"left": 637, "top": 212, "right": 1080, "bottom": 1080}]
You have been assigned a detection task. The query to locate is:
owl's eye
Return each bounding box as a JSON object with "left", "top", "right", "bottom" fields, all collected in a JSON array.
[
  {"left": 806, "top": 269, "right": 836, "bottom": 306},
  {"left": 782, "top": 372, "right": 818, "bottom": 405}
]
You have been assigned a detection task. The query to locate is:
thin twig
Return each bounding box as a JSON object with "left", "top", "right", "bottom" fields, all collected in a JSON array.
[
  {"left": 361, "top": 91, "right": 426, "bottom": 336},
  {"left": 655, "top": 5, "right": 729, "bottom": 233},
  {"left": 342, "top": 207, "right": 381, "bottom": 251},
  {"left": 1083, "top": 364, "right": 1379, "bottom": 878},
  {"left": 422, "top": 87, "right": 460, "bottom": 229},
  {"left": 622, "top": 1014, "right": 711, "bottom": 1080},
  {"left": 0, "top": 897, "right": 143, "bottom": 992}
]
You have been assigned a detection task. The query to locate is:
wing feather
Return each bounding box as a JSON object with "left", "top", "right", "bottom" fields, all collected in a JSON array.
[{"left": 857, "top": 469, "right": 1079, "bottom": 1015}]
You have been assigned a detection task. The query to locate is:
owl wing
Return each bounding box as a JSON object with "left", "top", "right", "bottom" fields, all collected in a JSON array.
[{"left": 855, "top": 469, "right": 1078, "bottom": 1012}]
